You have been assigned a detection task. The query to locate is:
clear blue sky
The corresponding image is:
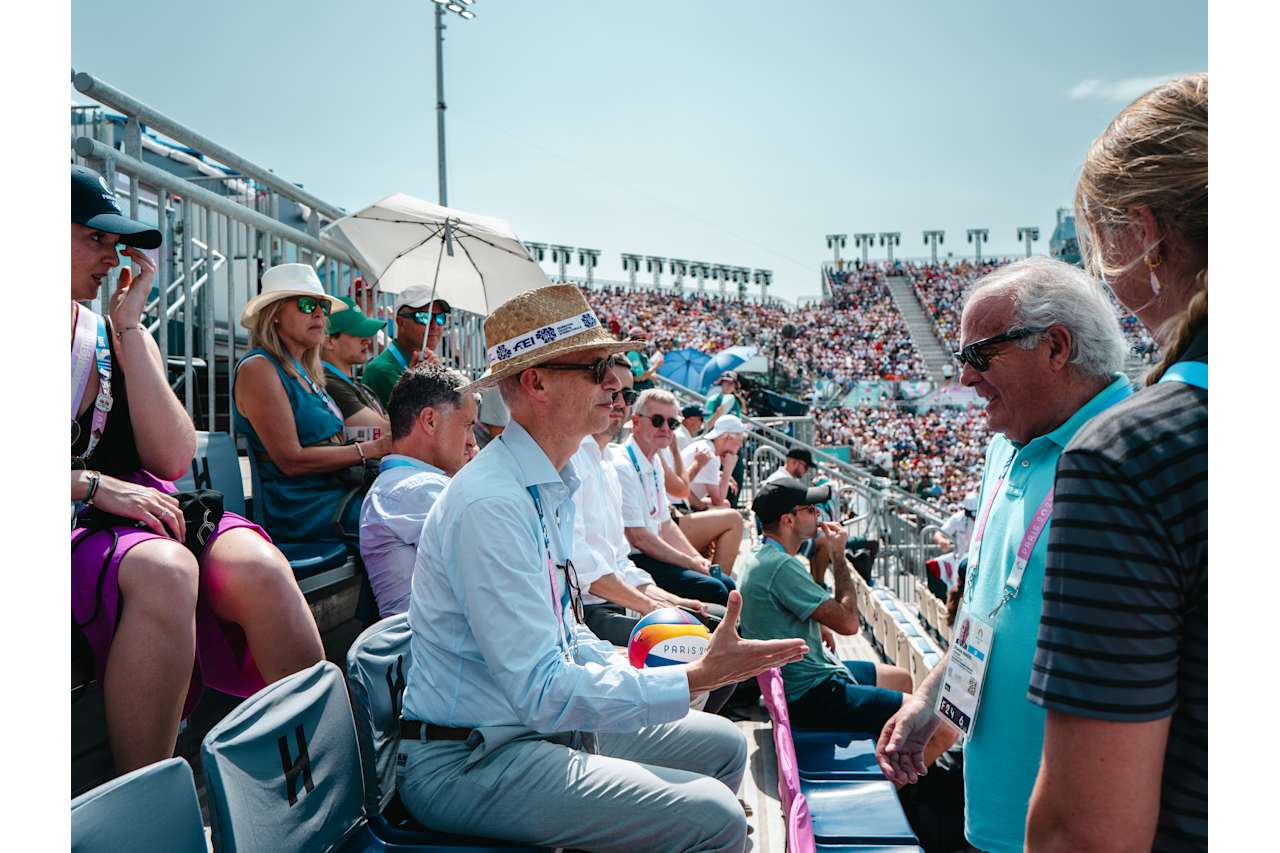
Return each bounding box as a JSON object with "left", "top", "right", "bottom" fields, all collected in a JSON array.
[{"left": 71, "top": 0, "right": 1205, "bottom": 301}]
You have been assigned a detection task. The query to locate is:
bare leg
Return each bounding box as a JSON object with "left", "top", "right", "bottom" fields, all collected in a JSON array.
[
  {"left": 201, "top": 529, "right": 323, "bottom": 682},
  {"left": 875, "top": 662, "right": 914, "bottom": 694},
  {"left": 104, "top": 539, "right": 199, "bottom": 774},
  {"left": 678, "top": 509, "right": 743, "bottom": 572}
]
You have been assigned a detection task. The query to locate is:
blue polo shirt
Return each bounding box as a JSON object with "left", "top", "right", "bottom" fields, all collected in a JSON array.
[{"left": 961, "top": 373, "right": 1132, "bottom": 853}]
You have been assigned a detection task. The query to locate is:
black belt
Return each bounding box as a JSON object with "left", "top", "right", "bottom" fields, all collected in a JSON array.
[{"left": 400, "top": 719, "right": 474, "bottom": 741}]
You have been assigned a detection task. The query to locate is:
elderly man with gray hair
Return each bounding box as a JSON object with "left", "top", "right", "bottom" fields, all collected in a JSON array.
[{"left": 875, "top": 256, "right": 1133, "bottom": 853}]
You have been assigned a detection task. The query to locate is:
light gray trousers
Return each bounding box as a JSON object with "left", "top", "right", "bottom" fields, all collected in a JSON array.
[{"left": 396, "top": 710, "right": 748, "bottom": 853}]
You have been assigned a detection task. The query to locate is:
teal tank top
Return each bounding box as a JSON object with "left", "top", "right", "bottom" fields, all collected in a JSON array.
[{"left": 232, "top": 348, "right": 362, "bottom": 544}]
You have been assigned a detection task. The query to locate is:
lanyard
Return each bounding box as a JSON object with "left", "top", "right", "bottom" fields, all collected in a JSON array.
[
  {"left": 71, "top": 303, "right": 96, "bottom": 420},
  {"left": 387, "top": 341, "right": 409, "bottom": 371},
  {"left": 967, "top": 450, "right": 1054, "bottom": 619},
  {"left": 292, "top": 357, "right": 345, "bottom": 423},
  {"left": 527, "top": 484, "right": 574, "bottom": 659},
  {"left": 625, "top": 444, "right": 663, "bottom": 519},
  {"left": 321, "top": 359, "right": 356, "bottom": 388},
  {"left": 378, "top": 456, "right": 428, "bottom": 474},
  {"left": 1159, "top": 361, "right": 1208, "bottom": 390},
  {"left": 72, "top": 309, "right": 114, "bottom": 463}
]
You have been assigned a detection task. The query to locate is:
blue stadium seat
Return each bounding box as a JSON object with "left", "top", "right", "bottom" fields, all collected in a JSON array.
[
  {"left": 71, "top": 757, "right": 207, "bottom": 853},
  {"left": 173, "top": 430, "right": 247, "bottom": 516},
  {"left": 803, "top": 778, "right": 919, "bottom": 845},
  {"left": 203, "top": 660, "right": 545, "bottom": 853},
  {"left": 793, "top": 731, "right": 887, "bottom": 781}
]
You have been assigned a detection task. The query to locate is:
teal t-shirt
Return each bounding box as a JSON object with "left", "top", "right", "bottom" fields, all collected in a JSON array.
[
  {"left": 703, "top": 392, "right": 744, "bottom": 420},
  {"left": 362, "top": 342, "right": 408, "bottom": 407},
  {"left": 961, "top": 373, "right": 1132, "bottom": 853},
  {"left": 738, "top": 541, "right": 845, "bottom": 701}
]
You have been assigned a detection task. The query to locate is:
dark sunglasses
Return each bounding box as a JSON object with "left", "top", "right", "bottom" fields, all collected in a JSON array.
[
  {"left": 612, "top": 388, "right": 639, "bottom": 405},
  {"left": 537, "top": 357, "right": 619, "bottom": 385},
  {"left": 398, "top": 309, "right": 449, "bottom": 326},
  {"left": 559, "top": 560, "right": 584, "bottom": 622},
  {"left": 952, "top": 327, "right": 1046, "bottom": 372},
  {"left": 296, "top": 296, "right": 332, "bottom": 317},
  {"left": 644, "top": 414, "right": 681, "bottom": 430}
]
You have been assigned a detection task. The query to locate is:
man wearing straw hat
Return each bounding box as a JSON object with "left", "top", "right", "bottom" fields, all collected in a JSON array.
[{"left": 396, "top": 284, "right": 806, "bottom": 852}]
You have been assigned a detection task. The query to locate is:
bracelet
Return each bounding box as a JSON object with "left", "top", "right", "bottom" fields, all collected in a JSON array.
[
  {"left": 83, "top": 471, "right": 101, "bottom": 506},
  {"left": 354, "top": 441, "right": 366, "bottom": 462},
  {"left": 113, "top": 325, "right": 142, "bottom": 342}
]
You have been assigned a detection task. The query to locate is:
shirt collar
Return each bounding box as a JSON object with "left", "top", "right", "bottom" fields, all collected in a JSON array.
[
  {"left": 577, "top": 434, "right": 603, "bottom": 464},
  {"left": 502, "top": 419, "right": 581, "bottom": 496},
  {"left": 1039, "top": 372, "right": 1134, "bottom": 450},
  {"left": 380, "top": 453, "right": 445, "bottom": 476}
]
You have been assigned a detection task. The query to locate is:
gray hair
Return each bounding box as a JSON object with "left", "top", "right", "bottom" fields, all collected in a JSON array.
[
  {"left": 965, "top": 256, "right": 1126, "bottom": 378},
  {"left": 634, "top": 388, "right": 678, "bottom": 416}
]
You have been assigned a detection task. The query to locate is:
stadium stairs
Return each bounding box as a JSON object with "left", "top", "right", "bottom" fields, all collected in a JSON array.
[{"left": 884, "top": 276, "right": 953, "bottom": 385}]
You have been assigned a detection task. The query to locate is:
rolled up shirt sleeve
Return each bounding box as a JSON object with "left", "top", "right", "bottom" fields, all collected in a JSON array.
[{"left": 456, "top": 496, "right": 689, "bottom": 733}]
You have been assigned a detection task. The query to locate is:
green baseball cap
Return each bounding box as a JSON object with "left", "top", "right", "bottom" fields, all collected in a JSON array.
[{"left": 327, "top": 297, "right": 385, "bottom": 337}]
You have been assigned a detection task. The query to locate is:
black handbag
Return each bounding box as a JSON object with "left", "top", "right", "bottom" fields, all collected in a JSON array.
[{"left": 77, "top": 488, "right": 226, "bottom": 556}]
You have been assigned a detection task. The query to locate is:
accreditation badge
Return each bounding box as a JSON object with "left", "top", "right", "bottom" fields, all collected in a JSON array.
[{"left": 934, "top": 609, "right": 994, "bottom": 737}]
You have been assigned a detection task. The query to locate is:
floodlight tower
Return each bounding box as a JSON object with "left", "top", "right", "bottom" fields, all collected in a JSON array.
[
  {"left": 735, "top": 267, "right": 751, "bottom": 300},
  {"left": 549, "top": 244, "right": 574, "bottom": 281},
  {"left": 754, "top": 269, "right": 773, "bottom": 303},
  {"left": 825, "top": 233, "right": 847, "bottom": 267},
  {"left": 692, "top": 262, "right": 708, "bottom": 293},
  {"left": 430, "top": 0, "right": 477, "bottom": 205},
  {"left": 852, "top": 233, "right": 876, "bottom": 265},
  {"left": 620, "top": 253, "right": 642, "bottom": 290},
  {"left": 713, "top": 264, "right": 730, "bottom": 297},
  {"left": 1017, "top": 226, "right": 1040, "bottom": 258},
  {"left": 644, "top": 256, "right": 666, "bottom": 289},
  {"left": 966, "top": 228, "right": 990, "bottom": 264},
  {"left": 669, "top": 259, "right": 688, "bottom": 292},
  {"left": 879, "top": 232, "right": 901, "bottom": 264},
  {"left": 577, "top": 248, "right": 600, "bottom": 287},
  {"left": 523, "top": 241, "right": 547, "bottom": 263},
  {"left": 923, "top": 230, "right": 945, "bottom": 265}
]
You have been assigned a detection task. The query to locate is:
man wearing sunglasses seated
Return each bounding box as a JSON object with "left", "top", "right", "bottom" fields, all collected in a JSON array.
[
  {"left": 362, "top": 284, "right": 451, "bottom": 408},
  {"left": 615, "top": 389, "right": 741, "bottom": 606}
]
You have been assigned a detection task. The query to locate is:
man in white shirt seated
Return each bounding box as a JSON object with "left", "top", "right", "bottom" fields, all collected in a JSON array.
[
  {"left": 682, "top": 414, "right": 747, "bottom": 509},
  {"left": 616, "top": 389, "right": 741, "bottom": 605},
  {"left": 358, "top": 362, "right": 477, "bottom": 618},
  {"left": 396, "top": 284, "right": 805, "bottom": 852}
]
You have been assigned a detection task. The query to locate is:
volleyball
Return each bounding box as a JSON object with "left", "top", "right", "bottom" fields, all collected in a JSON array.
[{"left": 628, "top": 608, "right": 711, "bottom": 668}]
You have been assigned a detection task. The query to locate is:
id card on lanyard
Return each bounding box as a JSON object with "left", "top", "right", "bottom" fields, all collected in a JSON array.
[
  {"left": 625, "top": 444, "right": 663, "bottom": 520},
  {"left": 935, "top": 448, "right": 1054, "bottom": 735}
]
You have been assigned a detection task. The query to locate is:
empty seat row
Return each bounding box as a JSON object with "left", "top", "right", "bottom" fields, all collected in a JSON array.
[
  {"left": 851, "top": 577, "right": 944, "bottom": 689},
  {"left": 758, "top": 667, "right": 922, "bottom": 852},
  {"left": 73, "top": 615, "right": 548, "bottom": 853},
  {"left": 912, "top": 579, "right": 951, "bottom": 645}
]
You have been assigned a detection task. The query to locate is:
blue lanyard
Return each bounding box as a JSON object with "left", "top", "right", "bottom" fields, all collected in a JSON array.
[
  {"left": 321, "top": 360, "right": 356, "bottom": 388},
  {"left": 387, "top": 341, "right": 409, "bottom": 371},
  {"left": 378, "top": 456, "right": 426, "bottom": 474},
  {"left": 625, "top": 444, "right": 662, "bottom": 519},
  {"left": 527, "top": 484, "right": 574, "bottom": 657},
  {"left": 292, "top": 357, "right": 344, "bottom": 422},
  {"left": 1159, "top": 361, "right": 1207, "bottom": 390}
]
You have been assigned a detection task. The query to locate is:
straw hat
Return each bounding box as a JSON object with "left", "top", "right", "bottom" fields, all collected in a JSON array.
[
  {"left": 240, "top": 263, "right": 348, "bottom": 328},
  {"left": 463, "top": 284, "right": 639, "bottom": 391}
]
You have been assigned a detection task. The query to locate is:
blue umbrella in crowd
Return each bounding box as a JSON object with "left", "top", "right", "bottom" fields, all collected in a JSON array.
[
  {"left": 657, "top": 348, "right": 712, "bottom": 390},
  {"left": 698, "top": 346, "right": 757, "bottom": 393}
]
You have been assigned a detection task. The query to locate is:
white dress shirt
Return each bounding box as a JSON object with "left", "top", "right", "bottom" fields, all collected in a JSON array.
[
  {"left": 612, "top": 437, "right": 670, "bottom": 554},
  {"left": 571, "top": 437, "right": 656, "bottom": 607},
  {"left": 359, "top": 454, "right": 451, "bottom": 618},
  {"left": 402, "top": 420, "right": 689, "bottom": 733}
]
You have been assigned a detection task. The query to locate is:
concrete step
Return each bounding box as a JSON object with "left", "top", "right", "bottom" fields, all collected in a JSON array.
[{"left": 884, "top": 275, "right": 952, "bottom": 385}]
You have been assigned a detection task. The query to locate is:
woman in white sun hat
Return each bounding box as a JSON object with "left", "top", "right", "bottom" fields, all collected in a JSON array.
[{"left": 233, "top": 263, "right": 391, "bottom": 544}]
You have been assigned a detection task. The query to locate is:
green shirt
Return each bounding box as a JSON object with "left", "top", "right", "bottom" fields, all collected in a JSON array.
[
  {"left": 738, "top": 540, "right": 845, "bottom": 701},
  {"left": 703, "top": 392, "right": 743, "bottom": 420},
  {"left": 362, "top": 342, "right": 409, "bottom": 407}
]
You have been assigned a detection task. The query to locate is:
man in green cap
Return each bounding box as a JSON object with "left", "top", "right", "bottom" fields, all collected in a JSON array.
[{"left": 323, "top": 296, "right": 390, "bottom": 430}]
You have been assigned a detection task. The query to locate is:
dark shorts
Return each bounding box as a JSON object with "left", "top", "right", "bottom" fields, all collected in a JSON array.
[
  {"left": 630, "top": 553, "right": 736, "bottom": 606},
  {"left": 787, "top": 660, "right": 904, "bottom": 733},
  {"left": 71, "top": 476, "right": 271, "bottom": 719}
]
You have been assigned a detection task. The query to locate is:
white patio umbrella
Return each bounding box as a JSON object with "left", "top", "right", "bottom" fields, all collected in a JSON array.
[{"left": 318, "top": 192, "right": 550, "bottom": 316}]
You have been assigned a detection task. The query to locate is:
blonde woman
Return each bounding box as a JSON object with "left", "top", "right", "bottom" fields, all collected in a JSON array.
[
  {"left": 232, "top": 264, "right": 391, "bottom": 544},
  {"left": 1026, "top": 74, "right": 1207, "bottom": 851}
]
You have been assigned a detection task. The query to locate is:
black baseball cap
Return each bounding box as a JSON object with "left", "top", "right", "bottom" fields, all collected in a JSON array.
[
  {"left": 786, "top": 448, "right": 814, "bottom": 467},
  {"left": 752, "top": 477, "right": 832, "bottom": 526},
  {"left": 681, "top": 404, "right": 703, "bottom": 419},
  {"left": 72, "top": 165, "right": 163, "bottom": 249}
]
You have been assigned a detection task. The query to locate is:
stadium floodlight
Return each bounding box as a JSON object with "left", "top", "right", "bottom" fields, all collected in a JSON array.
[
  {"left": 691, "top": 262, "right": 709, "bottom": 292},
  {"left": 852, "top": 232, "right": 876, "bottom": 265},
  {"left": 523, "top": 241, "right": 547, "bottom": 262},
  {"left": 669, "top": 259, "right": 688, "bottom": 291},
  {"left": 431, "top": 0, "right": 480, "bottom": 206},
  {"left": 923, "top": 230, "right": 945, "bottom": 265},
  {"left": 825, "top": 233, "right": 847, "bottom": 267},
  {"left": 577, "top": 248, "right": 600, "bottom": 287},
  {"left": 644, "top": 256, "right": 667, "bottom": 289},
  {"left": 620, "top": 253, "right": 643, "bottom": 290},
  {"left": 878, "top": 232, "right": 901, "bottom": 263},
  {"left": 1016, "top": 226, "right": 1040, "bottom": 258},
  {"left": 753, "top": 269, "right": 773, "bottom": 303},
  {"left": 966, "top": 228, "right": 990, "bottom": 263},
  {"left": 550, "top": 244, "right": 575, "bottom": 281}
]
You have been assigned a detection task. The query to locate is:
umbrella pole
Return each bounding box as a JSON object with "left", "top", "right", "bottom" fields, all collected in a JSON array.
[{"left": 423, "top": 219, "right": 453, "bottom": 360}]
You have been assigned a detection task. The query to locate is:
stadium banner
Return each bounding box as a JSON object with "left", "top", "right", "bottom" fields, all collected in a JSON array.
[{"left": 898, "top": 381, "right": 934, "bottom": 400}]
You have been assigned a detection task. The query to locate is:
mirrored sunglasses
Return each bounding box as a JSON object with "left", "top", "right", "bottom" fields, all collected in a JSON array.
[{"left": 296, "top": 296, "right": 332, "bottom": 317}]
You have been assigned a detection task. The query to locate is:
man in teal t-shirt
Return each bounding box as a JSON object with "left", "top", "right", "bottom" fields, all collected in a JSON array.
[
  {"left": 873, "top": 262, "right": 1134, "bottom": 853},
  {"left": 738, "top": 478, "right": 912, "bottom": 732}
]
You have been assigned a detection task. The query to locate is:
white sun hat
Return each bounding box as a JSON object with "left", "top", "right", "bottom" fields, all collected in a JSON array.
[{"left": 239, "top": 263, "right": 348, "bottom": 328}]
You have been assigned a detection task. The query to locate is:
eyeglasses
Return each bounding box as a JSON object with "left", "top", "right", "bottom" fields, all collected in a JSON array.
[
  {"left": 790, "top": 504, "right": 820, "bottom": 516},
  {"left": 537, "top": 357, "right": 617, "bottom": 385},
  {"left": 559, "top": 559, "right": 584, "bottom": 623},
  {"left": 952, "top": 327, "right": 1046, "bottom": 372},
  {"left": 611, "top": 388, "right": 639, "bottom": 405},
  {"left": 296, "top": 296, "right": 332, "bottom": 317},
  {"left": 398, "top": 309, "right": 449, "bottom": 326},
  {"left": 644, "top": 414, "right": 681, "bottom": 430}
]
